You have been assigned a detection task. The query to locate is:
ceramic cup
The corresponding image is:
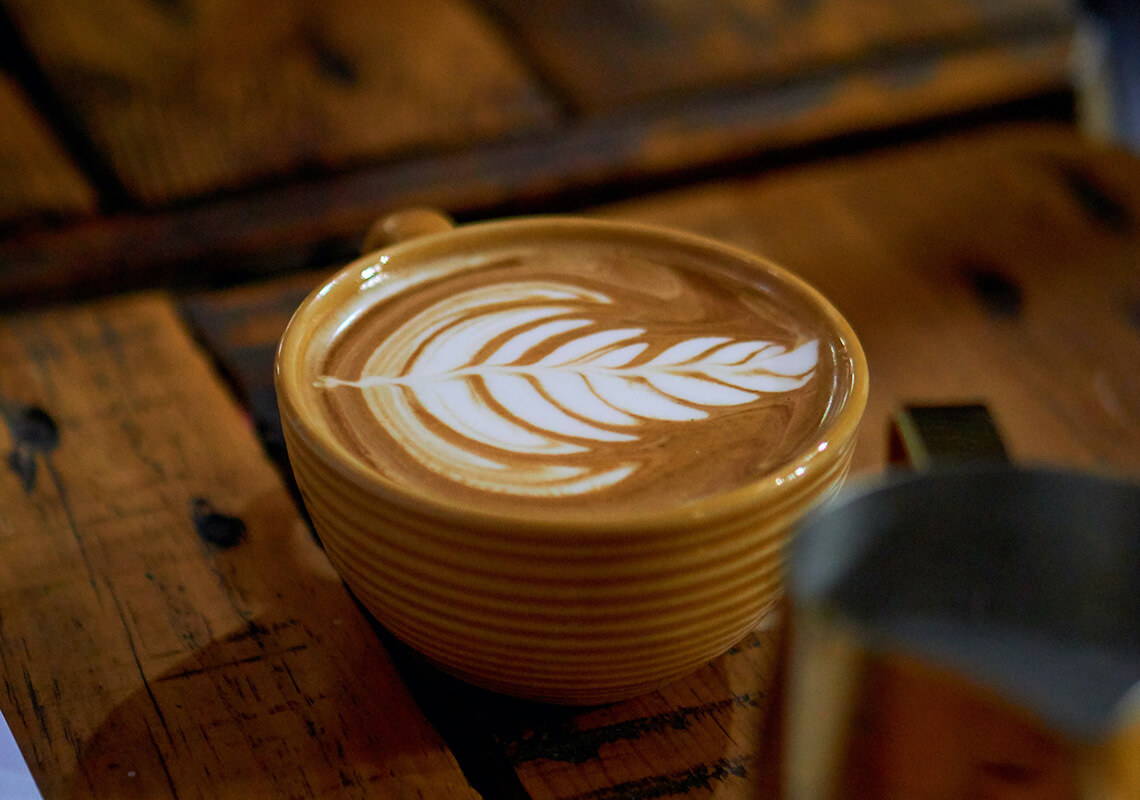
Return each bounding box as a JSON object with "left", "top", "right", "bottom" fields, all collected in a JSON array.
[{"left": 275, "top": 209, "right": 868, "bottom": 704}]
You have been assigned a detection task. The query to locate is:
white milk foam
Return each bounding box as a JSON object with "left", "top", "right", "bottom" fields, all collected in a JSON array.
[{"left": 319, "top": 279, "right": 818, "bottom": 498}]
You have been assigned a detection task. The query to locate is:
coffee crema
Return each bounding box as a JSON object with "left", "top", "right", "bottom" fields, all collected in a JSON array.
[{"left": 303, "top": 232, "right": 846, "bottom": 518}]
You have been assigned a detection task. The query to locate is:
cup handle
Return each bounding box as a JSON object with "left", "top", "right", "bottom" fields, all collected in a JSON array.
[
  {"left": 361, "top": 207, "right": 455, "bottom": 254},
  {"left": 887, "top": 403, "right": 1008, "bottom": 469}
]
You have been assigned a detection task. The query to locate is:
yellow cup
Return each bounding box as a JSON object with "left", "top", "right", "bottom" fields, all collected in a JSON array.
[{"left": 275, "top": 211, "right": 867, "bottom": 703}]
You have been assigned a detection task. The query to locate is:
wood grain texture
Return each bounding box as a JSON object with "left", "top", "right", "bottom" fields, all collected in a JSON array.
[
  {"left": 0, "top": 295, "right": 479, "bottom": 799},
  {"left": 0, "top": 71, "right": 95, "bottom": 224},
  {"left": 181, "top": 270, "right": 325, "bottom": 478},
  {"left": 0, "top": 0, "right": 1078, "bottom": 301},
  {"left": 480, "top": 0, "right": 1074, "bottom": 111},
  {"left": 2, "top": 0, "right": 558, "bottom": 204},
  {"left": 492, "top": 617, "right": 787, "bottom": 800},
  {"left": 178, "top": 123, "right": 1140, "bottom": 799},
  {"left": 0, "top": 31, "right": 1074, "bottom": 308}
]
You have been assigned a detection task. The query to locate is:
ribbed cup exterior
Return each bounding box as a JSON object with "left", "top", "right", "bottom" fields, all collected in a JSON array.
[
  {"left": 280, "top": 396, "right": 860, "bottom": 704},
  {"left": 275, "top": 217, "right": 867, "bottom": 704}
]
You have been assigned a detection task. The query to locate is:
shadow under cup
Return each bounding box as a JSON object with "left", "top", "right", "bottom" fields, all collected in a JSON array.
[{"left": 275, "top": 216, "right": 868, "bottom": 704}]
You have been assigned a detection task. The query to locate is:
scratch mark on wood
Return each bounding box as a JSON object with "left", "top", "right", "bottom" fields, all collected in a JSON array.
[
  {"left": 278, "top": 659, "right": 310, "bottom": 706},
  {"left": 223, "top": 619, "right": 302, "bottom": 648},
  {"left": 105, "top": 587, "right": 175, "bottom": 752},
  {"left": 503, "top": 694, "right": 760, "bottom": 764},
  {"left": 568, "top": 755, "right": 752, "bottom": 800},
  {"left": 140, "top": 715, "right": 181, "bottom": 799},
  {"left": 46, "top": 458, "right": 102, "bottom": 595},
  {"left": 22, "top": 668, "right": 49, "bottom": 742},
  {"left": 155, "top": 644, "right": 309, "bottom": 682}
]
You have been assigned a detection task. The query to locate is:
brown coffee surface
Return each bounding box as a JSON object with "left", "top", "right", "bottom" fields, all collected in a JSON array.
[{"left": 309, "top": 231, "right": 850, "bottom": 518}]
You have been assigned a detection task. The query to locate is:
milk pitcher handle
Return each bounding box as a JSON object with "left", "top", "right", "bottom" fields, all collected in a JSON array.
[{"left": 887, "top": 402, "right": 1008, "bottom": 468}]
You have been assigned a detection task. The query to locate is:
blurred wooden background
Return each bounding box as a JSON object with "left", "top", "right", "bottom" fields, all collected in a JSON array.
[
  {"left": 0, "top": 0, "right": 1091, "bottom": 306},
  {"left": 5, "top": 4, "right": 1140, "bottom": 799}
]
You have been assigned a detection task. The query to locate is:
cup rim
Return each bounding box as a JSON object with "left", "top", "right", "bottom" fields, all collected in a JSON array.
[{"left": 275, "top": 215, "right": 869, "bottom": 536}]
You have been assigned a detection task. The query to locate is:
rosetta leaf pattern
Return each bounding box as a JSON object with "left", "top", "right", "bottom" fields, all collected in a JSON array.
[{"left": 320, "top": 281, "right": 818, "bottom": 497}]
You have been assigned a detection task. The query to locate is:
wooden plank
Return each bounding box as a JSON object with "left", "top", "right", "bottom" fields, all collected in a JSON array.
[
  {"left": 1, "top": 33, "right": 1075, "bottom": 308},
  {"left": 597, "top": 34, "right": 1077, "bottom": 199},
  {"left": 0, "top": 71, "right": 95, "bottom": 224},
  {"left": 480, "top": 0, "right": 1074, "bottom": 111},
  {"left": 181, "top": 270, "right": 326, "bottom": 476},
  {"left": 484, "top": 619, "right": 787, "bottom": 800},
  {"left": 2, "top": 0, "right": 559, "bottom": 205},
  {"left": 180, "top": 122, "right": 1140, "bottom": 799},
  {"left": 0, "top": 294, "right": 479, "bottom": 799}
]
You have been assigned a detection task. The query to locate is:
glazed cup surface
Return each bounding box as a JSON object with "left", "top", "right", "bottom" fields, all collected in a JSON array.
[{"left": 276, "top": 215, "right": 868, "bottom": 704}]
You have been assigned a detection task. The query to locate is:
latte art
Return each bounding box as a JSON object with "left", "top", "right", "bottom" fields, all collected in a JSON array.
[
  {"left": 307, "top": 235, "right": 844, "bottom": 517},
  {"left": 319, "top": 280, "right": 819, "bottom": 497},
  {"left": 276, "top": 216, "right": 867, "bottom": 703}
]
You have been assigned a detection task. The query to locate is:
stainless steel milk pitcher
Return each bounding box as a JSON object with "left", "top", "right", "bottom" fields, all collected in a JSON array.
[{"left": 784, "top": 405, "right": 1140, "bottom": 800}]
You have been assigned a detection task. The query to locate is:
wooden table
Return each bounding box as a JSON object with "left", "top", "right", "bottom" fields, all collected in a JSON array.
[
  {"left": 1, "top": 0, "right": 1076, "bottom": 304},
  {"left": 2, "top": 120, "right": 1139, "bottom": 799}
]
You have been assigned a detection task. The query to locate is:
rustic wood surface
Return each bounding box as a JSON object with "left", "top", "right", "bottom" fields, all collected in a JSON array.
[
  {"left": 0, "top": 0, "right": 1077, "bottom": 304},
  {"left": 0, "top": 35, "right": 1075, "bottom": 309},
  {"left": 0, "top": 0, "right": 1075, "bottom": 206},
  {"left": 5, "top": 123, "right": 1139, "bottom": 799},
  {"left": 174, "top": 122, "right": 1140, "bottom": 798},
  {"left": 0, "top": 71, "right": 95, "bottom": 225},
  {"left": 0, "top": 295, "right": 478, "bottom": 799},
  {"left": 1, "top": 0, "right": 559, "bottom": 204},
  {"left": 481, "top": 0, "right": 1073, "bottom": 111}
]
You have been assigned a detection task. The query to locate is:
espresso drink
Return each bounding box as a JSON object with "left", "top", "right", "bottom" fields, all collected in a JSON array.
[
  {"left": 277, "top": 216, "right": 865, "bottom": 703},
  {"left": 309, "top": 234, "right": 839, "bottom": 519}
]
